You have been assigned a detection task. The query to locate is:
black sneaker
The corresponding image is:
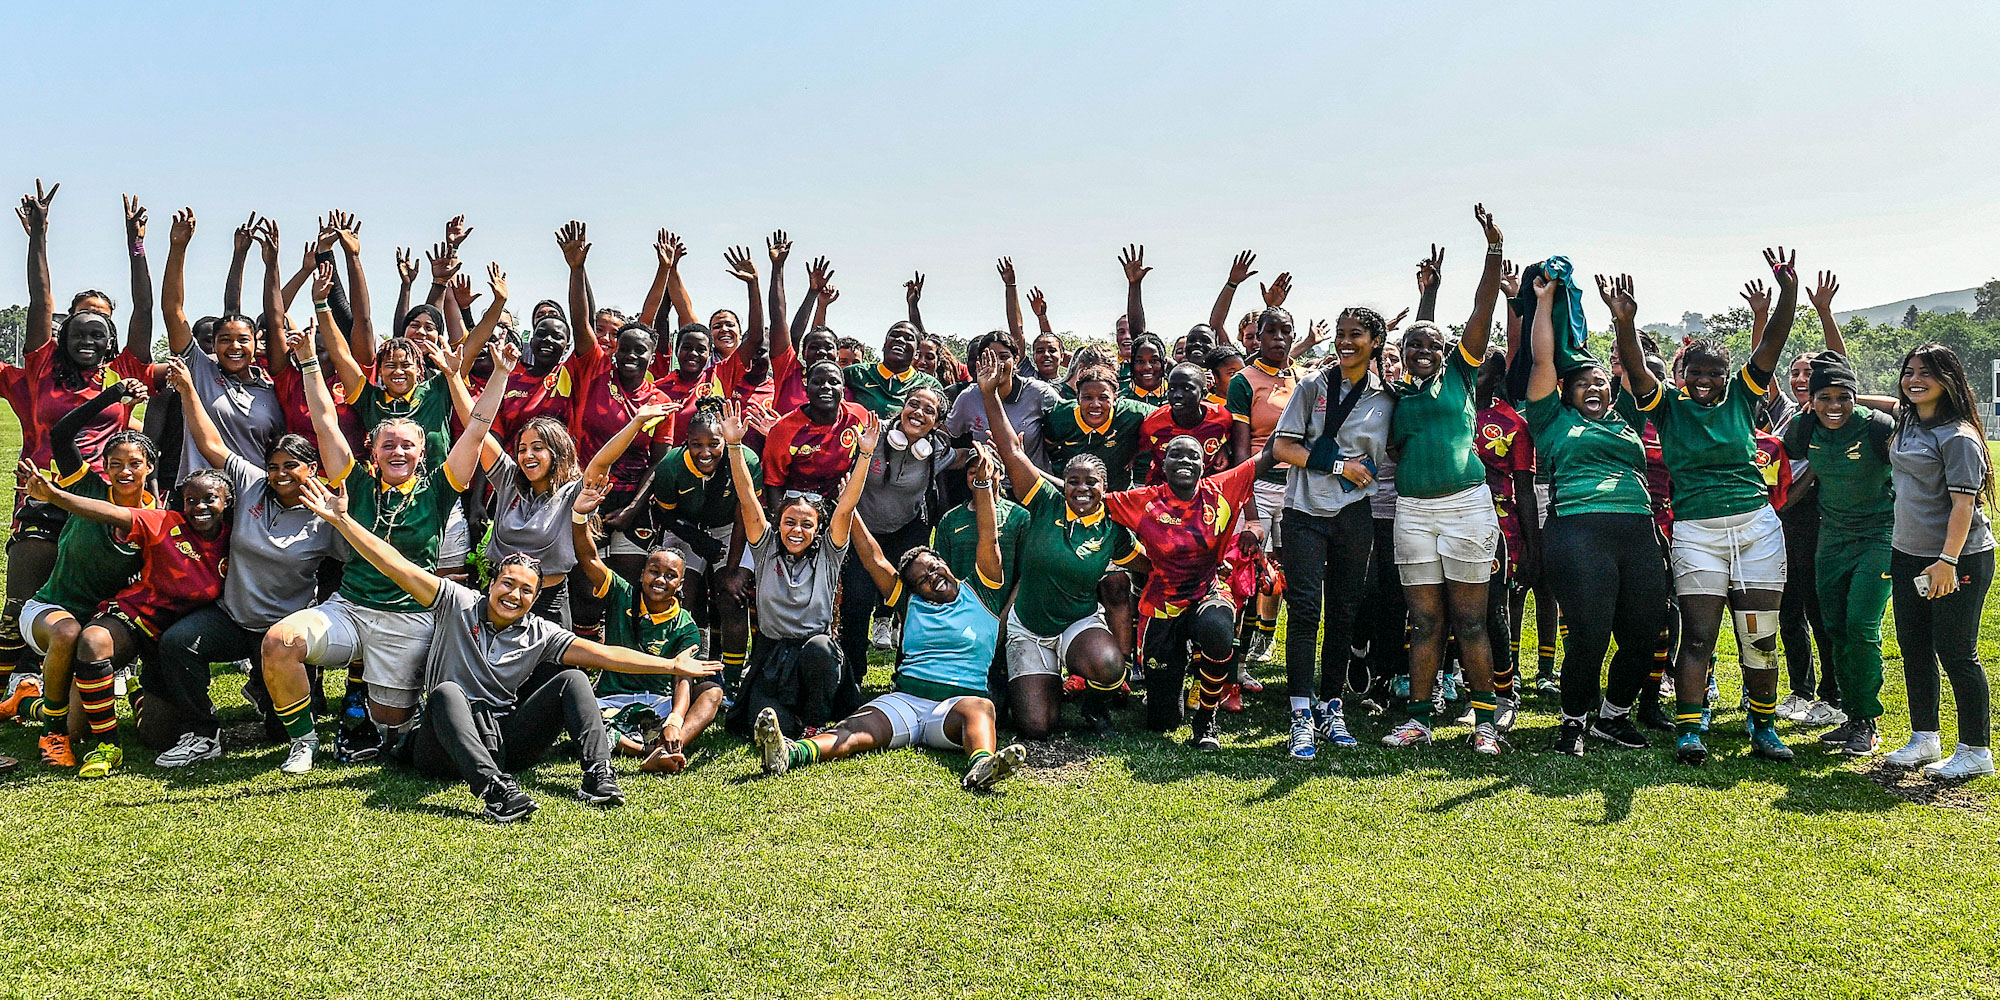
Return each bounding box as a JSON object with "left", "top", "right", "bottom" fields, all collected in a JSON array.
[
  {"left": 1191, "top": 708, "right": 1221, "bottom": 753},
  {"left": 1839, "top": 717, "right": 1880, "bottom": 757},
  {"left": 481, "top": 774, "right": 537, "bottom": 823},
  {"left": 1819, "top": 719, "right": 1857, "bottom": 746},
  {"left": 333, "top": 721, "right": 381, "bottom": 764},
  {"left": 1635, "top": 696, "right": 1674, "bottom": 732},
  {"left": 1552, "top": 718, "right": 1586, "bottom": 756},
  {"left": 1080, "top": 699, "right": 1117, "bottom": 738},
  {"left": 578, "top": 760, "right": 624, "bottom": 807},
  {"left": 1589, "top": 713, "right": 1652, "bottom": 749}
]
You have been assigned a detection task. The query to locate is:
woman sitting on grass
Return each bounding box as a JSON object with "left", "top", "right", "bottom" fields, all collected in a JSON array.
[
  {"left": 292, "top": 476, "right": 719, "bottom": 823},
  {"left": 753, "top": 444, "right": 1028, "bottom": 792}
]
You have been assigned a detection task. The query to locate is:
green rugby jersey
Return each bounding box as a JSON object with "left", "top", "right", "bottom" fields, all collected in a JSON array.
[
  {"left": 594, "top": 574, "right": 701, "bottom": 696},
  {"left": 1390, "top": 344, "right": 1485, "bottom": 499},
  {"left": 1009, "top": 479, "right": 1137, "bottom": 637},
  {"left": 1635, "top": 365, "right": 1772, "bottom": 522},
  {"left": 1043, "top": 398, "right": 1154, "bottom": 490}
]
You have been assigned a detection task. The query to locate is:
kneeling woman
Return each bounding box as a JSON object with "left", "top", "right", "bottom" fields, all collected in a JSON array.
[
  {"left": 721, "top": 399, "right": 875, "bottom": 738},
  {"left": 295, "top": 477, "right": 718, "bottom": 822},
  {"left": 17, "top": 462, "right": 231, "bottom": 777},
  {"left": 754, "top": 453, "right": 1028, "bottom": 791}
]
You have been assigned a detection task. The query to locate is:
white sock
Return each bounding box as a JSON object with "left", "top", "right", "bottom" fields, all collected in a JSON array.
[
  {"left": 1290, "top": 697, "right": 1311, "bottom": 713},
  {"left": 1598, "top": 700, "right": 1630, "bottom": 719}
]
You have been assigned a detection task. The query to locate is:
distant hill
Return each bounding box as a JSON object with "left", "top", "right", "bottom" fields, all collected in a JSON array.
[{"left": 1835, "top": 287, "right": 1977, "bottom": 327}]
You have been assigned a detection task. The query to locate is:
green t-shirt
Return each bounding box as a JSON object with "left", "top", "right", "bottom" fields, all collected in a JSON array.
[
  {"left": 1010, "top": 479, "right": 1137, "bottom": 637},
  {"left": 843, "top": 363, "right": 943, "bottom": 420},
  {"left": 931, "top": 495, "right": 1029, "bottom": 608},
  {"left": 595, "top": 575, "right": 701, "bottom": 696},
  {"left": 353, "top": 371, "right": 455, "bottom": 439},
  {"left": 1635, "top": 366, "right": 1771, "bottom": 522},
  {"left": 340, "top": 446, "right": 465, "bottom": 612},
  {"left": 646, "top": 446, "right": 758, "bottom": 530},
  {"left": 1119, "top": 384, "right": 1167, "bottom": 407},
  {"left": 1786, "top": 408, "right": 1894, "bottom": 541},
  {"left": 34, "top": 470, "right": 147, "bottom": 614},
  {"left": 1390, "top": 345, "right": 1485, "bottom": 499},
  {"left": 1522, "top": 392, "right": 1653, "bottom": 518},
  {"left": 1044, "top": 399, "right": 1154, "bottom": 491}
]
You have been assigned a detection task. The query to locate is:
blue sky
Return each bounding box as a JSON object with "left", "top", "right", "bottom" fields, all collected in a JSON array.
[{"left": 8, "top": 1, "right": 1998, "bottom": 344}]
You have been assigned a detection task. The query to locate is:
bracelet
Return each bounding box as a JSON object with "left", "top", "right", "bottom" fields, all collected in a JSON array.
[
  {"left": 1487, "top": 242, "right": 1503, "bottom": 255},
  {"left": 297, "top": 359, "right": 321, "bottom": 373},
  {"left": 970, "top": 479, "right": 994, "bottom": 491},
  {"left": 1940, "top": 553, "right": 1959, "bottom": 566},
  {"left": 572, "top": 511, "right": 591, "bottom": 524},
  {"left": 1226, "top": 281, "right": 1239, "bottom": 289},
  {"left": 313, "top": 299, "right": 330, "bottom": 312},
  {"left": 130, "top": 240, "right": 145, "bottom": 257}
]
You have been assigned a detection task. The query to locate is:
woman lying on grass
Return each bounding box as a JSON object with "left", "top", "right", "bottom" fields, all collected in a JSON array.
[{"left": 292, "top": 476, "right": 719, "bottom": 824}]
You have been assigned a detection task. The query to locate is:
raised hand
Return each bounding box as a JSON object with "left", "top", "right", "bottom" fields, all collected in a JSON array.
[
  {"left": 854, "top": 410, "right": 880, "bottom": 457},
  {"left": 574, "top": 471, "right": 612, "bottom": 515},
  {"left": 905, "top": 271, "right": 925, "bottom": 304},
  {"left": 767, "top": 229, "right": 792, "bottom": 267},
  {"left": 1118, "top": 244, "right": 1150, "bottom": 284},
  {"left": 967, "top": 441, "right": 996, "bottom": 485},
  {"left": 724, "top": 245, "right": 758, "bottom": 284},
  {"left": 486, "top": 262, "right": 509, "bottom": 303},
  {"left": 822, "top": 285, "right": 840, "bottom": 306},
  {"left": 1227, "top": 249, "right": 1258, "bottom": 286},
  {"left": 1474, "top": 202, "right": 1502, "bottom": 246},
  {"left": 1299, "top": 318, "right": 1330, "bottom": 351},
  {"left": 1740, "top": 278, "right": 1771, "bottom": 315},
  {"left": 428, "top": 242, "right": 460, "bottom": 284},
  {"left": 16, "top": 459, "right": 54, "bottom": 504},
  {"left": 170, "top": 208, "right": 197, "bottom": 248},
  {"left": 313, "top": 215, "right": 340, "bottom": 254},
  {"left": 312, "top": 260, "right": 337, "bottom": 303},
  {"left": 251, "top": 217, "right": 281, "bottom": 264},
  {"left": 655, "top": 229, "right": 685, "bottom": 272},
  {"left": 1595, "top": 273, "right": 1638, "bottom": 324},
  {"left": 1533, "top": 274, "right": 1555, "bottom": 303},
  {"left": 395, "top": 246, "right": 418, "bottom": 286},
  {"left": 556, "top": 221, "right": 590, "bottom": 269},
  {"left": 806, "top": 256, "right": 834, "bottom": 293},
  {"left": 231, "top": 211, "right": 258, "bottom": 255},
  {"left": 112, "top": 377, "right": 149, "bottom": 406},
  {"left": 285, "top": 316, "right": 317, "bottom": 363},
  {"left": 718, "top": 399, "right": 748, "bottom": 445},
  {"left": 162, "top": 356, "right": 196, "bottom": 396},
  {"left": 296, "top": 475, "right": 348, "bottom": 523},
  {"left": 996, "top": 256, "right": 1017, "bottom": 286},
  {"left": 1027, "top": 286, "right": 1048, "bottom": 317},
  {"left": 450, "top": 273, "right": 479, "bottom": 310},
  {"left": 633, "top": 401, "right": 678, "bottom": 427},
  {"left": 1763, "top": 246, "right": 1798, "bottom": 290},
  {"left": 976, "top": 348, "right": 1007, "bottom": 392},
  {"left": 1416, "top": 244, "right": 1444, "bottom": 296},
  {"left": 489, "top": 334, "right": 520, "bottom": 377},
  {"left": 1385, "top": 308, "right": 1408, "bottom": 333},
  {"left": 1498, "top": 259, "right": 1521, "bottom": 299},
  {"left": 329, "top": 209, "right": 362, "bottom": 255},
  {"left": 745, "top": 400, "right": 779, "bottom": 436},
  {"left": 1260, "top": 271, "right": 1292, "bottom": 307},
  {"left": 122, "top": 194, "right": 147, "bottom": 245},
  {"left": 15, "top": 179, "right": 58, "bottom": 235},
  {"left": 445, "top": 214, "right": 474, "bottom": 250},
  {"left": 1807, "top": 270, "right": 1839, "bottom": 312}
]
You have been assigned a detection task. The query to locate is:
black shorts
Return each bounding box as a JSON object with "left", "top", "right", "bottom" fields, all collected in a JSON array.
[{"left": 9, "top": 498, "right": 67, "bottom": 547}]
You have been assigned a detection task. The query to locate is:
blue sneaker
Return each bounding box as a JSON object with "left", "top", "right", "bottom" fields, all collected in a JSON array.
[
  {"left": 1317, "top": 699, "right": 1358, "bottom": 747},
  {"left": 1287, "top": 710, "right": 1317, "bottom": 762},
  {"left": 1749, "top": 726, "right": 1795, "bottom": 762},
  {"left": 1390, "top": 675, "right": 1411, "bottom": 701},
  {"left": 1675, "top": 731, "right": 1709, "bottom": 766}
]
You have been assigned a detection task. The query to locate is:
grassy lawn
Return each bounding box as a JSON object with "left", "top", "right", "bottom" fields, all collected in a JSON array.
[{"left": 0, "top": 413, "right": 1996, "bottom": 1000}]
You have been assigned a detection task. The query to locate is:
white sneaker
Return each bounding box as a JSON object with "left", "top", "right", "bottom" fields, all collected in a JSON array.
[
  {"left": 869, "top": 617, "right": 896, "bottom": 650},
  {"left": 1247, "top": 630, "right": 1273, "bottom": 664},
  {"left": 155, "top": 731, "right": 223, "bottom": 768},
  {"left": 280, "top": 733, "right": 319, "bottom": 774},
  {"left": 1800, "top": 701, "right": 1848, "bottom": 728},
  {"left": 1381, "top": 719, "right": 1433, "bottom": 748},
  {"left": 1921, "top": 745, "right": 1995, "bottom": 781},
  {"left": 1775, "top": 694, "right": 1811, "bottom": 721},
  {"left": 1884, "top": 732, "right": 1944, "bottom": 768}
]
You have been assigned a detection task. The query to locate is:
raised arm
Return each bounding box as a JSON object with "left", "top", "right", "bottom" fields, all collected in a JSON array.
[
  {"left": 51, "top": 379, "right": 145, "bottom": 475},
  {"left": 163, "top": 208, "right": 197, "bottom": 356},
  {"left": 1208, "top": 251, "right": 1256, "bottom": 342},
  {"left": 1459, "top": 205, "right": 1505, "bottom": 362},
  {"left": 288, "top": 297, "right": 355, "bottom": 475},
  {"left": 663, "top": 231, "right": 696, "bottom": 329},
  {"left": 455, "top": 264, "right": 511, "bottom": 378},
  {"left": 17, "top": 180, "right": 56, "bottom": 355},
  {"left": 1499, "top": 261, "right": 1522, "bottom": 364},
  {"left": 392, "top": 246, "right": 418, "bottom": 346},
  {"left": 222, "top": 211, "right": 254, "bottom": 316},
  {"left": 583, "top": 403, "right": 678, "bottom": 482},
  {"left": 1740, "top": 278, "right": 1772, "bottom": 357},
  {"left": 1119, "top": 244, "right": 1150, "bottom": 338},
  {"left": 767, "top": 231, "right": 791, "bottom": 353},
  {"left": 17, "top": 460, "right": 137, "bottom": 532},
  {"left": 300, "top": 477, "right": 443, "bottom": 608},
  {"left": 1415, "top": 243, "right": 1445, "bottom": 323},
  {"left": 723, "top": 245, "right": 765, "bottom": 358},
  {"left": 445, "top": 336, "right": 515, "bottom": 488},
  {"left": 556, "top": 222, "right": 599, "bottom": 363},
  {"left": 163, "top": 358, "right": 233, "bottom": 469},
  {"left": 905, "top": 271, "right": 926, "bottom": 333},
  {"left": 1748, "top": 248, "right": 1799, "bottom": 375},
  {"left": 425, "top": 243, "right": 459, "bottom": 310},
  {"left": 825, "top": 411, "right": 880, "bottom": 550},
  {"left": 719, "top": 401, "right": 768, "bottom": 546},
  {"left": 569, "top": 474, "right": 614, "bottom": 596},
  {"left": 969, "top": 443, "right": 1003, "bottom": 587},
  {"left": 846, "top": 512, "right": 901, "bottom": 598},
  {"left": 332, "top": 212, "right": 375, "bottom": 366},
  {"left": 998, "top": 257, "right": 1026, "bottom": 358},
  {"left": 1597, "top": 273, "right": 1655, "bottom": 401},
  {"left": 641, "top": 229, "right": 682, "bottom": 330},
  {"left": 120, "top": 195, "right": 154, "bottom": 361},
  {"left": 977, "top": 351, "right": 1051, "bottom": 501},
  {"left": 815, "top": 284, "right": 837, "bottom": 329},
  {"left": 254, "top": 219, "right": 285, "bottom": 365},
  {"left": 787, "top": 256, "right": 834, "bottom": 356},
  {"left": 1028, "top": 286, "right": 1053, "bottom": 336},
  {"left": 1527, "top": 276, "right": 1564, "bottom": 404},
  {"left": 1807, "top": 269, "right": 1845, "bottom": 355},
  {"left": 280, "top": 231, "right": 328, "bottom": 311}
]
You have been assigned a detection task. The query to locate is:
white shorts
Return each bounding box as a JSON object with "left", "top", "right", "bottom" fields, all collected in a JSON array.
[
  {"left": 864, "top": 691, "right": 967, "bottom": 750},
  {"left": 437, "top": 503, "right": 470, "bottom": 565},
  {"left": 1669, "top": 506, "right": 1787, "bottom": 597},
  {"left": 1394, "top": 484, "right": 1500, "bottom": 586},
  {"left": 1254, "top": 479, "right": 1286, "bottom": 548},
  {"left": 21, "top": 597, "right": 77, "bottom": 657},
  {"left": 661, "top": 523, "right": 739, "bottom": 576},
  {"left": 292, "top": 593, "right": 435, "bottom": 709},
  {"left": 606, "top": 528, "right": 651, "bottom": 558},
  {"left": 1533, "top": 481, "right": 1552, "bottom": 528},
  {"left": 1004, "top": 605, "right": 1110, "bottom": 680}
]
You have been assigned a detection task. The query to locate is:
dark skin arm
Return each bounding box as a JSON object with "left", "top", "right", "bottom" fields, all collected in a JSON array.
[
  {"left": 392, "top": 246, "right": 418, "bottom": 346},
  {"left": 425, "top": 243, "right": 457, "bottom": 310},
  {"left": 641, "top": 229, "right": 683, "bottom": 330},
  {"left": 975, "top": 351, "right": 1053, "bottom": 501},
  {"left": 767, "top": 231, "right": 791, "bottom": 353},
  {"left": 164, "top": 210, "right": 197, "bottom": 356},
  {"left": 1598, "top": 273, "right": 1654, "bottom": 401},
  {"left": 120, "top": 195, "right": 154, "bottom": 361},
  {"left": 18, "top": 460, "right": 139, "bottom": 531},
  {"left": 1208, "top": 251, "right": 1256, "bottom": 344},
  {"left": 331, "top": 212, "right": 375, "bottom": 368},
  {"left": 1120, "top": 244, "right": 1149, "bottom": 337},
  {"left": 785, "top": 256, "right": 833, "bottom": 358},
  {"left": 570, "top": 476, "right": 615, "bottom": 596},
  {"left": 222, "top": 210, "right": 254, "bottom": 316},
  {"left": 1807, "top": 270, "right": 1846, "bottom": 355},
  {"left": 51, "top": 379, "right": 146, "bottom": 475},
  {"left": 17, "top": 181, "right": 57, "bottom": 355},
  {"left": 1414, "top": 243, "right": 1444, "bottom": 322},
  {"left": 1028, "top": 286, "right": 1053, "bottom": 335},
  {"left": 1748, "top": 247, "right": 1800, "bottom": 375},
  {"left": 904, "top": 272, "right": 926, "bottom": 334},
  {"left": 998, "top": 257, "right": 1026, "bottom": 359},
  {"left": 1458, "top": 205, "right": 1505, "bottom": 363},
  {"left": 724, "top": 245, "right": 765, "bottom": 362},
  {"left": 556, "top": 221, "right": 599, "bottom": 363}
]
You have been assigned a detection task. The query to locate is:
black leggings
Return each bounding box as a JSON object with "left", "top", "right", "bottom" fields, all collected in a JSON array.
[
  {"left": 150, "top": 604, "right": 267, "bottom": 738},
  {"left": 1779, "top": 497, "right": 1836, "bottom": 701},
  {"left": 727, "top": 633, "right": 844, "bottom": 739},
  {"left": 1543, "top": 513, "right": 1669, "bottom": 718},
  {"left": 408, "top": 669, "right": 610, "bottom": 793},
  {"left": 1140, "top": 601, "right": 1237, "bottom": 731},
  {"left": 1278, "top": 502, "right": 1374, "bottom": 703},
  {"left": 1358, "top": 515, "right": 1408, "bottom": 692},
  {"left": 1892, "top": 547, "right": 1994, "bottom": 747}
]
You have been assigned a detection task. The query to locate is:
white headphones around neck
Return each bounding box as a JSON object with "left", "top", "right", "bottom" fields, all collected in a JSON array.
[{"left": 884, "top": 426, "right": 935, "bottom": 460}]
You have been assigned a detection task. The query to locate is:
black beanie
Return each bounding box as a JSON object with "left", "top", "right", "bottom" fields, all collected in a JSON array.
[{"left": 1806, "top": 350, "right": 1860, "bottom": 396}]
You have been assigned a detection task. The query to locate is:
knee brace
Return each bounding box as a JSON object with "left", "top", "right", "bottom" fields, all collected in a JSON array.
[{"left": 1733, "top": 608, "right": 1779, "bottom": 673}]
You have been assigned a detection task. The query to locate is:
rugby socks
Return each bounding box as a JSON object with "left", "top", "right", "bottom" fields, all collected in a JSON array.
[
  {"left": 1233, "top": 613, "right": 1256, "bottom": 658},
  {"left": 274, "top": 695, "right": 315, "bottom": 741},
  {"left": 1196, "top": 653, "right": 1231, "bottom": 711},
  {"left": 1255, "top": 616, "right": 1276, "bottom": 644},
  {"left": 786, "top": 738, "right": 820, "bottom": 769},
  {"left": 1408, "top": 699, "right": 1434, "bottom": 728},
  {"left": 967, "top": 748, "right": 993, "bottom": 767},
  {"left": 1470, "top": 689, "right": 1497, "bottom": 726},
  {"left": 1492, "top": 656, "right": 1516, "bottom": 697},
  {"left": 1084, "top": 674, "right": 1123, "bottom": 714},
  {"left": 36, "top": 693, "right": 67, "bottom": 733},
  {"left": 721, "top": 650, "right": 747, "bottom": 689},
  {"left": 1535, "top": 642, "right": 1555, "bottom": 678},
  {"left": 1675, "top": 701, "right": 1705, "bottom": 737},
  {"left": 1747, "top": 693, "right": 1778, "bottom": 732},
  {"left": 74, "top": 658, "right": 118, "bottom": 741}
]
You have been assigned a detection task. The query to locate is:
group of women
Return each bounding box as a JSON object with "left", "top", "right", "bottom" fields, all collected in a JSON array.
[{"left": 0, "top": 187, "right": 1991, "bottom": 825}]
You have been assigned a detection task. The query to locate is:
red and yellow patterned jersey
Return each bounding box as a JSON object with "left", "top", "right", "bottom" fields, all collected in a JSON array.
[
  {"left": 570, "top": 352, "right": 674, "bottom": 491},
  {"left": 1753, "top": 428, "right": 1791, "bottom": 511},
  {"left": 0, "top": 341, "right": 159, "bottom": 476},
  {"left": 1475, "top": 399, "right": 1534, "bottom": 543},
  {"left": 760, "top": 401, "right": 869, "bottom": 496},
  {"left": 714, "top": 350, "right": 781, "bottom": 415},
  {"left": 1103, "top": 460, "right": 1257, "bottom": 618},
  {"left": 495, "top": 355, "right": 590, "bottom": 448},
  {"left": 105, "top": 507, "right": 229, "bottom": 634},
  {"left": 1138, "top": 401, "right": 1234, "bottom": 486}
]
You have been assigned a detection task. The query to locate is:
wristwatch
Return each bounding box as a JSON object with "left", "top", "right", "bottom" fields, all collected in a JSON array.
[{"left": 1332, "top": 460, "right": 1345, "bottom": 477}]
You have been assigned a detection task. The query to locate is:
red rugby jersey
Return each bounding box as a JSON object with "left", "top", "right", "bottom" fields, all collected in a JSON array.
[{"left": 1103, "top": 459, "right": 1256, "bottom": 618}]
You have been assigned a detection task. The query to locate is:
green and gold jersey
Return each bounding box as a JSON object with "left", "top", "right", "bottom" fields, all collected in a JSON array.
[
  {"left": 843, "top": 363, "right": 943, "bottom": 420},
  {"left": 33, "top": 469, "right": 151, "bottom": 614},
  {"left": 1390, "top": 344, "right": 1485, "bottom": 499},
  {"left": 1010, "top": 478, "right": 1137, "bottom": 637},
  {"left": 595, "top": 575, "right": 701, "bottom": 696},
  {"left": 931, "top": 494, "right": 1028, "bottom": 608},
  {"left": 1044, "top": 398, "right": 1154, "bottom": 490},
  {"left": 337, "top": 436, "right": 466, "bottom": 612},
  {"left": 1785, "top": 408, "right": 1894, "bottom": 541},
  {"left": 1635, "top": 365, "right": 1771, "bottom": 522},
  {"left": 646, "top": 446, "right": 757, "bottom": 530}
]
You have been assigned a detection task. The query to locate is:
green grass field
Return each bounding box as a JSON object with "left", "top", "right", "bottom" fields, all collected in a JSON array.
[{"left": 0, "top": 413, "right": 1996, "bottom": 1000}]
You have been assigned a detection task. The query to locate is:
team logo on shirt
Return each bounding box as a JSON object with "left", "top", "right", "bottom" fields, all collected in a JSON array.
[
  {"left": 840, "top": 427, "right": 860, "bottom": 450},
  {"left": 1479, "top": 424, "right": 1517, "bottom": 457},
  {"left": 1847, "top": 442, "right": 1862, "bottom": 460},
  {"left": 176, "top": 540, "right": 198, "bottom": 560},
  {"left": 1203, "top": 438, "right": 1223, "bottom": 457}
]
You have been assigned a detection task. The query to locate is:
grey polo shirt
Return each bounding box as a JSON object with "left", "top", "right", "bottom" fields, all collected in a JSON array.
[
  {"left": 483, "top": 455, "right": 589, "bottom": 574},
  {"left": 424, "top": 580, "right": 577, "bottom": 710},
  {"left": 219, "top": 454, "right": 349, "bottom": 629},
  {"left": 945, "top": 376, "right": 1062, "bottom": 473},
  {"left": 1889, "top": 417, "right": 1995, "bottom": 557},
  {"left": 751, "top": 531, "right": 847, "bottom": 639},
  {"left": 856, "top": 425, "right": 956, "bottom": 535},
  {"left": 1271, "top": 368, "right": 1394, "bottom": 518},
  {"left": 178, "top": 342, "right": 287, "bottom": 479}
]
